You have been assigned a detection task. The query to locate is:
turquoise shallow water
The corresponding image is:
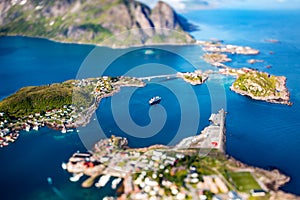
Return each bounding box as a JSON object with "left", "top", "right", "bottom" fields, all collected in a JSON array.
[{"left": 0, "top": 10, "right": 300, "bottom": 199}]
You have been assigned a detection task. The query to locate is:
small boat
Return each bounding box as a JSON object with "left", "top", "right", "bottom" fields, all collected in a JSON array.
[
  {"left": 61, "top": 162, "right": 67, "bottom": 170},
  {"left": 69, "top": 173, "right": 83, "bottom": 182},
  {"left": 149, "top": 96, "right": 161, "bottom": 105},
  {"left": 12, "top": 133, "right": 19, "bottom": 140},
  {"left": 33, "top": 125, "right": 39, "bottom": 131},
  {"left": 103, "top": 197, "right": 115, "bottom": 200},
  {"left": 61, "top": 127, "right": 67, "bottom": 134},
  {"left": 144, "top": 49, "right": 154, "bottom": 55},
  {"left": 2, "top": 141, "right": 9, "bottom": 146},
  {"left": 95, "top": 174, "right": 111, "bottom": 188},
  {"left": 25, "top": 125, "right": 31, "bottom": 132},
  {"left": 112, "top": 177, "right": 122, "bottom": 189}
]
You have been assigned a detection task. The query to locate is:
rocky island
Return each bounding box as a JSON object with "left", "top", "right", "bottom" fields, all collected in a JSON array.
[
  {"left": 197, "top": 40, "right": 292, "bottom": 106},
  {"left": 202, "top": 53, "right": 232, "bottom": 68},
  {"left": 177, "top": 70, "right": 209, "bottom": 85},
  {"left": 230, "top": 70, "right": 291, "bottom": 105},
  {"left": 197, "top": 40, "right": 259, "bottom": 55}
]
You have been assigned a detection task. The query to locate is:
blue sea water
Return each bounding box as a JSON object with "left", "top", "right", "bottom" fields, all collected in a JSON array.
[{"left": 0, "top": 10, "right": 300, "bottom": 199}]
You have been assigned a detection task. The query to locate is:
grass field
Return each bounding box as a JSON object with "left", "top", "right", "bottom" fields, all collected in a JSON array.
[{"left": 228, "top": 171, "right": 261, "bottom": 193}]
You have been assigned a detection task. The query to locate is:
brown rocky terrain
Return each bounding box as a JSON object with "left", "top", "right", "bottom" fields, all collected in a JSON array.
[{"left": 0, "top": 0, "right": 195, "bottom": 46}]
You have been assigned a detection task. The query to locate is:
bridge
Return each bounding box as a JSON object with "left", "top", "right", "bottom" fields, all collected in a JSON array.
[{"left": 137, "top": 74, "right": 178, "bottom": 81}]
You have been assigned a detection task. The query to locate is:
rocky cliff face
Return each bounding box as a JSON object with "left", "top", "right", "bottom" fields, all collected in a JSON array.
[{"left": 0, "top": 0, "right": 194, "bottom": 46}]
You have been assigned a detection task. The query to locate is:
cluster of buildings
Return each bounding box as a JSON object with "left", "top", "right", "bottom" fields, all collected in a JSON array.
[
  {"left": 62, "top": 110, "right": 239, "bottom": 199},
  {"left": 0, "top": 77, "right": 122, "bottom": 148},
  {"left": 0, "top": 76, "right": 145, "bottom": 148},
  {"left": 0, "top": 104, "right": 79, "bottom": 147},
  {"left": 62, "top": 109, "right": 269, "bottom": 200},
  {"left": 63, "top": 134, "right": 246, "bottom": 200},
  {"left": 93, "top": 76, "right": 115, "bottom": 96},
  {"left": 124, "top": 150, "right": 237, "bottom": 200}
]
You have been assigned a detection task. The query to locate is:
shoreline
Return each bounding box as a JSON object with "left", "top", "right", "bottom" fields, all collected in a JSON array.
[
  {"left": 196, "top": 39, "right": 292, "bottom": 106},
  {"left": 0, "top": 34, "right": 197, "bottom": 49},
  {"left": 0, "top": 76, "right": 146, "bottom": 148},
  {"left": 74, "top": 81, "right": 145, "bottom": 128},
  {"left": 62, "top": 110, "right": 300, "bottom": 199},
  {"left": 229, "top": 71, "right": 292, "bottom": 106}
]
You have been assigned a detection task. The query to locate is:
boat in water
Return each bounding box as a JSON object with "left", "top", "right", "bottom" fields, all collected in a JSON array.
[
  {"left": 149, "top": 96, "right": 161, "bottom": 105},
  {"left": 95, "top": 174, "right": 111, "bottom": 188},
  {"left": 69, "top": 173, "right": 83, "bottom": 182},
  {"left": 112, "top": 177, "right": 122, "bottom": 189},
  {"left": 33, "top": 125, "right": 39, "bottom": 131},
  {"left": 61, "top": 162, "right": 67, "bottom": 170}
]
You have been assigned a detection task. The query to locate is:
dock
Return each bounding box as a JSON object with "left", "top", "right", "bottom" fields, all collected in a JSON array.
[{"left": 175, "top": 109, "right": 226, "bottom": 153}]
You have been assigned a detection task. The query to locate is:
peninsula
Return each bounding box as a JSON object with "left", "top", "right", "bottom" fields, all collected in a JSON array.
[
  {"left": 62, "top": 110, "right": 298, "bottom": 200},
  {"left": 0, "top": 76, "right": 145, "bottom": 147}
]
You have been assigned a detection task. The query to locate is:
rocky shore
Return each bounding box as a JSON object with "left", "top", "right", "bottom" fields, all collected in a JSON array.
[
  {"left": 197, "top": 39, "right": 292, "bottom": 106},
  {"left": 75, "top": 77, "right": 146, "bottom": 127},
  {"left": 177, "top": 70, "right": 209, "bottom": 85},
  {"left": 197, "top": 40, "right": 259, "bottom": 55},
  {"left": 230, "top": 71, "right": 292, "bottom": 105}
]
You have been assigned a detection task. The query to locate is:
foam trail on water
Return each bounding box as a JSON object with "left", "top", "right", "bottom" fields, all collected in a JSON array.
[
  {"left": 47, "top": 177, "right": 66, "bottom": 200},
  {"left": 51, "top": 186, "right": 66, "bottom": 200}
]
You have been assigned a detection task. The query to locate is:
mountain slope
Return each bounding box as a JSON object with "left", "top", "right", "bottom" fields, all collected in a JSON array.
[{"left": 0, "top": 0, "right": 195, "bottom": 46}]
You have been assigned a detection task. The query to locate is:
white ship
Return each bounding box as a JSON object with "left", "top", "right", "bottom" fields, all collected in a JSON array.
[
  {"left": 25, "top": 124, "right": 31, "bottom": 132},
  {"left": 95, "top": 174, "right": 111, "bottom": 188},
  {"left": 149, "top": 96, "right": 161, "bottom": 105},
  {"left": 33, "top": 125, "right": 39, "bottom": 131},
  {"left": 69, "top": 173, "right": 83, "bottom": 182},
  {"left": 111, "top": 177, "right": 122, "bottom": 189}
]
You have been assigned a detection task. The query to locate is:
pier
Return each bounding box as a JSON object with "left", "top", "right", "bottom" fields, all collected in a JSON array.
[{"left": 175, "top": 109, "right": 226, "bottom": 152}]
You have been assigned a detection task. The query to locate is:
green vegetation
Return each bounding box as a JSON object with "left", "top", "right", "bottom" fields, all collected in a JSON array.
[
  {"left": 0, "top": 80, "right": 96, "bottom": 119},
  {"left": 228, "top": 171, "right": 261, "bottom": 193},
  {"left": 0, "top": 0, "right": 192, "bottom": 45},
  {"left": 233, "top": 71, "right": 278, "bottom": 97},
  {"left": 0, "top": 81, "right": 73, "bottom": 118},
  {"left": 149, "top": 30, "right": 193, "bottom": 44},
  {"left": 0, "top": 0, "right": 115, "bottom": 43},
  {"left": 184, "top": 74, "right": 203, "bottom": 83}
]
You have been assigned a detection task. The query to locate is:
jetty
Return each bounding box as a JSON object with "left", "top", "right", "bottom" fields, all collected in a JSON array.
[{"left": 175, "top": 109, "right": 226, "bottom": 152}]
